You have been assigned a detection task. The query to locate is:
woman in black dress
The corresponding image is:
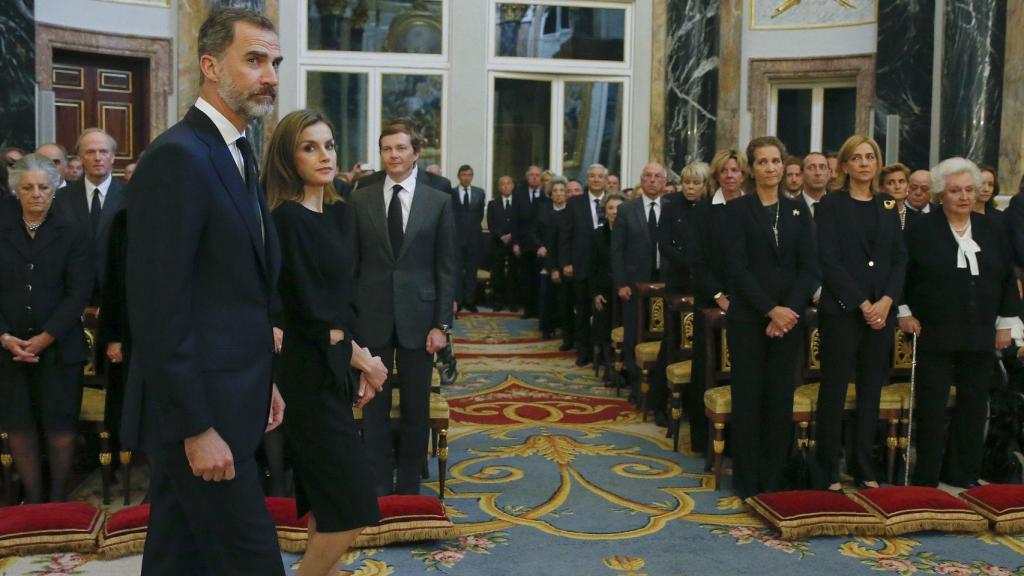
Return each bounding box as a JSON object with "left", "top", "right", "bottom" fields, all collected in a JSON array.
[
  {"left": 814, "top": 136, "right": 906, "bottom": 491},
  {"left": 899, "top": 158, "right": 1020, "bottom": 487},
  {"left": 264, "top": 110, "right": 388, "bottom": 576},
  {"left": 725, "top": 137, "right": 819, "bottom": 498},
  {"left": 0, "top": 154, "right": 92, "bottom": 502},
  {"left": 591, "top": 192, "right": 626, "bottom": 380}
]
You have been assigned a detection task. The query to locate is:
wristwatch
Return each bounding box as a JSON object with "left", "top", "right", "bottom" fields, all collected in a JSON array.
[{"left": 439, "top": 323, "right": 451, "bottom": 334}]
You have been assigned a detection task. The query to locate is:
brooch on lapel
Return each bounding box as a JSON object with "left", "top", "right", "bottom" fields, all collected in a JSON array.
[
  {"left": 792, "top": 209, "right": 800, "bottom": 216},
  {"left": 883, "top": 200, "right": 895, "bottom": 210}
]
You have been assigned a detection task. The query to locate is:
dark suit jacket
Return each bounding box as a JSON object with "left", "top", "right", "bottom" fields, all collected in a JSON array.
[
  {"left": 351, "top": 178, "right": 456, "bottom": 350},
  {"left": 559, "top": 193, "right": 604, "bottom": 280},
  {"left": 451, "top": 185, "right": 485, "bottom": 249},
  {"left": 611, "top": 196, "right": 657, "bottom": 291},
  {"left": 534, "top": 203, "right": 567, "bottom": 272},
  {"left": 52, "top": 177, "right": 125, "bottom": 293},
  {"left": 687, "top": 196, "right": 735, "bottom": 307},
  {"left": 487, "top": 197, "right": 515, "bottom": 241},
  {"left": 357, "top": 169, "right": 452, "bottom": 199},
  {"left": 512, "top": 183, "right": 548, "bottom": 249},
  {"left": 122, "top": 106, "right": 281, "bottom": 453},
  {"left": 816, "top": 191, "right": 906, "bottom": 316},
  {"left": 1007, "top": 193, "right": 1024, "bottom": 269},
  {"left": 98, "top": 208, "right": 129, "bottom": 352},
  {"left": 0, "top": 209, "right": 92, "bottom": 364},
  {"left": 904, "top": 211, "right": 1020, "bottom": 353},
  {"left": 658, "top": 192, "right": 694, "bottom": 293},
  {"left": 725, "top": 194, "right": 820, "bottom": 323}
]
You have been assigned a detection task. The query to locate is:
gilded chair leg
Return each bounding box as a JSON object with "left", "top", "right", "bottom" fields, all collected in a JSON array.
[
  {"left": 1, "top": 432, "right": 12, "bottom": 505},
  {"left": 671, "top": 390, "right": 683, "bottom": 452},
  {"left": 640, "top": 368, "right": 650, "bottom": 421},
  {"left": 438, "top": 429, "right": 448, "bottom": 500},
  {"left": 712, "top": 422, "right": 726, "bottom": 490},
  {"left": 99, "top": 431, "right": 112, "bottom": 506},
  {"left": 120, "top": 450, "right": 133, "bottom": 505}
]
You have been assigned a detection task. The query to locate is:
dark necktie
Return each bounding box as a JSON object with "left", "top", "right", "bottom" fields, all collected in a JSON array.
[
  {"left": 463, "top": 188, "right": 470, "bottom": 208},
  {"left": 505, "top": 198, "right": 510, "bottom": 210},
  {"left": 648, "top": 201, "right": 659, "bottom": 272},
  {"left": 89, "top": 189, "right": 102, "bottom": 235},
  {"left": 388, "top": 184, "right": 404, "bottom": 259},
  {"left": 594, "top": 198, "right": 604, "bottom": 228},
  {"left": 235, "top": 136, "right": 265, "bottom": 242},
  {"left": 530, "top": 189, "right": 536, "bottom": 204}
]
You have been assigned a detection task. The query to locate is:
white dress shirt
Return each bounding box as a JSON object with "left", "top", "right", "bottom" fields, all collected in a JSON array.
[
  {"left": 588, "top": 192, "right": 605, "bottom": 229},
  {"left": 84, "top": 174, "right": 113, "bottom": 212},
  {"left": 644, "top": 195, "right": 662, "bottom": 269},
  {"left": 802, "top": 191, "right": 823, "bottom": 216},
  {"left": 195, "top": 97, "right": 246, "bottom": 179},
  {"left": 384, "top": 166, "right": 418, "bottom": 232}
]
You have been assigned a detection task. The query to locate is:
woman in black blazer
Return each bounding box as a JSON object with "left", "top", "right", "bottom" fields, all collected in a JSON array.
[
  {"left": 0, "top": 154, "right": 93, "bottom": 502},
  {"left": 591, "top": 193, "right": 626, "bottom": 380},
  {"left": 880, "top": 163, "right": 921, "bottom": 233},
  {"left": 899, "top": 158, "right": 1020, "bottom": 488},
  {"left": 725, "top": 137, "right": 820, "bottom": 498},
  {"left": 814, "top": 136, "right": 907, "bottom": 491}
]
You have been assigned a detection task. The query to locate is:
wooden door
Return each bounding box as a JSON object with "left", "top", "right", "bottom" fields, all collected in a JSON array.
[{"left": 52, "top": 50, "right": 149, "bottom": 178}]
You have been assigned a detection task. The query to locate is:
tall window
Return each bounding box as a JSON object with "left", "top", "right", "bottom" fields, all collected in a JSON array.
[{"left": 770, "top": 83, "right": 857, "bottom": 156}]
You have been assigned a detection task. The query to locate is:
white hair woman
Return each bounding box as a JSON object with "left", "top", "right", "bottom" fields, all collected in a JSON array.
[
  {"left": 0, "top": 154, "right": 93, "bottom": 502},
  {"left": 898, "top": 157, "right": 1021, "bottom": 488}
]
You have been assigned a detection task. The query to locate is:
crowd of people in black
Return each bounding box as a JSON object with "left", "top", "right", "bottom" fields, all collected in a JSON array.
[{"left": 2, "top": 7, "right": 1024, "bottom": 573}]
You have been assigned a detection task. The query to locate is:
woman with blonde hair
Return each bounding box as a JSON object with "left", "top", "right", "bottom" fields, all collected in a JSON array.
[
  {"left": 813, "top": 135, "right": 906, "bottom": 491},
  {"left": 264, "top": 109, "right": 389, "bottom": 576}
]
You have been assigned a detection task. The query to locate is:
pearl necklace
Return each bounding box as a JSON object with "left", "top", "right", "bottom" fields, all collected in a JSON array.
[{"left": 22, "top": 218, "right": 43, "bottom": 232}]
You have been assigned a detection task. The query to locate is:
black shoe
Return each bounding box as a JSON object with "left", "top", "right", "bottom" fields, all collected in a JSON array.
[
  {"left": 509, "top": 306, "right": 520, "bottom": 313},
  {"left": 521, "top": 312, "right": 537, "bottom": 320},
  {"left": 575, "top": 355, "right": 591, "bottom": 367},
  {"left": 559, "top": 342, "right": 575, "bottom": 352},
  {"left": 627, "top": 392, "right": 638, "bottom": 404},
  {"left": 465, "top": 304, "right": 479, "bottom": 313},
  {"left": 654, "top": 411, "right": 668, "bottom": 428}
]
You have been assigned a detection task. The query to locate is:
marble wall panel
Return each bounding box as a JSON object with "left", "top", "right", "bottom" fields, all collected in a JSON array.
[
  {"left": 0, "top": 0, "right": 36, "bottom": 151},
  {"left": 664, "top": 0, "right": 719, "bottom": 169},
  {"left": 939, "top": 0, "right": 1005, "bottom": 165},
  {"left": 716, "top": 0, "right": 742, "bottom": 150},
  {"left": 873, "top": 0, "right": 934, "bottom": 171},
  {"left": 997, "top": 0, "right": 1023, "bottom": 196},
  {"left": 749, "top": 0, "right": 877, "bottom": 29}
]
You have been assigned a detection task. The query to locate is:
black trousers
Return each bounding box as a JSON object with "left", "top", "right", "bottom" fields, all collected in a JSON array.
[
  {"left": 142, "top": 444, "right": 284, "bottom": 575},
  {"left": 363, "top": 340, "right": 433, "bottom": 495},
  {"left": 490, "top": 242, "right": 518, "bottom": 308},
  {"left": 912, "top": 349, "right": 993, "bottom": 487},
  {"left": 455, "top": 242, "right": 480, "bottom": 306},
  {"left": 814, "top": 315, "right": 891, "bottom": 486},
  {"left": 558, "top": 281, "right": 577, "bottom": 347},
  {"left": 572, "top": 277, "right": 594, "bottom": 360},
  {"left": 517, "top": 251, "right": 539, "bottom": 315},
  {"left": 539, "top": 274, "right": 557, "bottom": 333},
  {"left": 729, "top": 320, "right": 800, "bottom": 498},
  {"left": 685, "top": 310, "right": 710, "bottom": 453}
]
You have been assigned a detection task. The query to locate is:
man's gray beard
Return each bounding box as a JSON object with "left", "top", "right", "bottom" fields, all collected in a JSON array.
[{"left": 218, "top": 71, "right": 275, "bottom": 120}]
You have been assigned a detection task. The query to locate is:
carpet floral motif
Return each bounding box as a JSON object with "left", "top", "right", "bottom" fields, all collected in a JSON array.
[
  {"left": 411, "top": 532, "right": 509, "bottom": 572},
  {"left": 24, "top": 553, "right": 90, "bottom": 576},
  {"left": 841, "top": 537, "right": 1024, "bottom": 575},
  {"left": 703, "top": 524, "right": 815, "bottom": 558}
]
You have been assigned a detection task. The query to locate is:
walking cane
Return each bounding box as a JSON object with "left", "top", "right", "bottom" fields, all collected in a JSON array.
[{"left": 903, "top": 332, "right": 918, "bottom": 486}]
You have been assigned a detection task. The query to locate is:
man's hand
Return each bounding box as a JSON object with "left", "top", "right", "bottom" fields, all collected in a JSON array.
[
  {"left": 364, "top": 353, "right": 388, "bottom": 392},
  {"left": 898, "top": 316, "right": 921, "bottom": 336},
  {"left": 2, "top": 334, "right": 38, "bottom": 363},
  {"left": 184, "top": 428, "right": 235, "bottom": 482},
  {"left": 715, "top": 295, "right": 730, "bottom": 312},
  {"left": 618, "top": 286, "right": 632, "bottom": 301},
  {"left": 513, "top": 244, "right": 522, "bottom": 257},
  {"left": 23, "top": 332, "right": 54, "bottom": 356},
  {"left": 594, "top": 294, "right": 606, "bottom": 311},
  {"left": 426, "top": 328, "right": 447, "bottom": 354},
  {"left": 354, "top": 373, "right": 378, "bottom": 409},
  {"left": 272, "top": 327, "right": 283, "bottom": 354},
  {"left": 767, "top": 306, "right": 799, "bottom": 333},
  {"left": 562, "top": 265, "right": 574, "bottom": 278},
  {"left": 265, "top": 384, "right": 285, "bottom": 432},
  {"left": 996, "top": 328, "right": 1012, "bottom": 351},
  {"left": 106, "top": 342, "right": 123, "bottom": 363}
]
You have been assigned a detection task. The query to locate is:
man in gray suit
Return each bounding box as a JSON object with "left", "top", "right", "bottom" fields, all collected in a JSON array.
[
  {"left": 611, "top": 161, "right": 667, "bottom": 405},
  {"left": 352, "top": 121, "right": 457, "bottom": 495}
]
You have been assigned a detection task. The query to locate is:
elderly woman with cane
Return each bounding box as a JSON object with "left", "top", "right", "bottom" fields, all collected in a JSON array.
[{"left": 898, "top": 157, "right": 1020, "bottom": 488}]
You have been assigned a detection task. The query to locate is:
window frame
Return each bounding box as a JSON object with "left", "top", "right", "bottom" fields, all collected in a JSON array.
[{"left": 769, "top": 80, "right": 858, "bottom": 154}]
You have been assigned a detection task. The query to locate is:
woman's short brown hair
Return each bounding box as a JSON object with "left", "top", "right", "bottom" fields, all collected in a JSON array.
[{"left": 262, "top": 109, "right": 340, "bottom": 210}]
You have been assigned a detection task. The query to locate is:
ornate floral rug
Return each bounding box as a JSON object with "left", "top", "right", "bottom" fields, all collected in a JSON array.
[{"left": 3, "top": 311, "right": 1024, "bottom": 575}]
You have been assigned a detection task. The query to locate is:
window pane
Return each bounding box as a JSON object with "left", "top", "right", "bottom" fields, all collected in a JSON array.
[
  {"left": 492, "top": 78, "right": 551, "bottom": 193},
  {"left": 306, "top": 71, "right": 369, "bottom": 173},
  {"left": 563, "top": 81, "right": 622, "bottom": 182},
  {"left": 381, "top": 74, "right": 444, "bottom": 169},
  {"left": 775, "top": 88, "right": 812, "bottom": 156},
  {"left": 308, "top": 0, "right": 443, "bottom": 54},
  {"left": 822, "top": 87, "right": 857, "bottom": 154},
  {"left": 496, "top": 4, "right": 625, "bottom": 62}
]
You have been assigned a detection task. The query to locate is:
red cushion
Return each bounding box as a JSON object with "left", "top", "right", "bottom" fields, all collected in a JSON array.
[
  {"left": 0, "top": 502, "right": 103, "bottom": 556},
  {"left": 97, "top": 504, "right": 150, "bottom": 559},
  {"left": 960, "top": 484, "right": 1024, "bottom": 533},
  {"left": 851, "top": 486, "right": 988, "bottom": 536},
  {"left": 745, "top": 490, "right": 885, "bottom": 539}
]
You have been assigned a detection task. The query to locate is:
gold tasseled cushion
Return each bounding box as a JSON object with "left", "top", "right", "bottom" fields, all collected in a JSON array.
[
  {"left": 352, "top": 390, "right": 450, "bottom": 420},
  {"left": 795, "top": 382, "right": 857, "bottom": 411},
  {"left": 885, "top": 383, "right": 957, "bottom": 408},
  {"left": 704, "top": 386, "right": 732, "bottom": 414},
  {"left": 80, "top": 387, "right": 106, "bottom": 423},
  {"left": 476, "top": 269, "right": 491, "bottom": 281},
  {"left": 666, "top": 360, "right": 692, "bottom": 385},
  {"left": 792, "top": 389, "right": 813, "bottom": 414},
  {"left": 610, "top": 327, "right": 624, "bottom": 344},
  {"left": 635, "top": 341, "right": 661, "bottom": 364}
]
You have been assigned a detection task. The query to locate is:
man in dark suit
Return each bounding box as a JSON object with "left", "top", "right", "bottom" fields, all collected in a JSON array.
[
  {"left": 452, "top": 164, "right": 486, "bottom": 312},
  {"left": 352, "top": 121, "right": 456, "bottom": 496},
  {"left": 121, "top": 8, "right": 286, "bottom": 574},
  {"left": 51, "top": 129, "right": 125, "bottom": 304},
  {"left": 612, "top": 162, "right": 667, "bottom": 407},
  {"left": 487, "top": 176, "right": 518, "bottom": 311},
  {"left": 559, "top": 163, "right": 609, "bottom": 366},
  {"left": 513, "top": 165, "right": 546, "bottom": 318}
]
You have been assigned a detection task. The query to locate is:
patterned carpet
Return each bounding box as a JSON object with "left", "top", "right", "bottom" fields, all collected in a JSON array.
[{"left": 3, "top": 311, "right": 1024, "bottom": 575}]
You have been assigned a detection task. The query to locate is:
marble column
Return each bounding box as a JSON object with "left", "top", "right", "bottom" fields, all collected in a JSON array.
[
  {"left": 873, "top": 0, "right": 935, "bottom": 171},
  {"left": 939, "top": 0, "right": 1006, "bottom": 164},
  {"left": 997, "top": 0, "right": 1023, "bottom": 196},
  {"left": 664, "top": 0, "right": 719, "bottom": 169},
  {"left": 715, "top": 0, "right": 742, "bottom": 151},
  {"left": 0, "top": 0, "right": 35, "bottom": 151}
]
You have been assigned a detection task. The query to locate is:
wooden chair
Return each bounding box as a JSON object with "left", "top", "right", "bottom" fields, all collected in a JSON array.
[
  {"left": 609, "top": 295, "right": 625, "bottom": 396},
  {"left": 663, "top": 294, "right": 695, "bottom": 452},
  {"left": 632, "top": 282, "right": 666, "bottom": 421}
]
